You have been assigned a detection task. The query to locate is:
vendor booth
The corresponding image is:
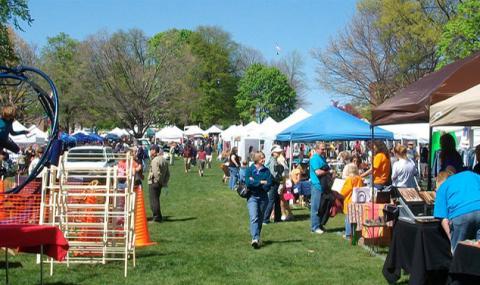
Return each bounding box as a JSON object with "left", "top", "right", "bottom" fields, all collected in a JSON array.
[
  {"left": 204, "top": 125, "right": 223, "bottom": 134},
  {"left": 108, "top": 127, "right": 130, "bottom": 138},
  {"left": 373, "top": 52, "right": 480, "bottom": 285},
  {"left": 155, "top": 126, "right": 183, "bottom": 143},
  {"left": 184, "top": 125, "right": 204, "bottom": 137},
  {"left": 220, "top": 124, "right": 244, "bottom": 145},
  {"left": 277, "top": 106, "right": 393, "bottom": 142}
]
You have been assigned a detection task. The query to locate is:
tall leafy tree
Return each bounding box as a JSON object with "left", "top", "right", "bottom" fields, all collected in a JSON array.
[
  {"left": 0, "top": 0, "right": 33, "bottom": 66},
  {"left": 236, "top": 63, "right": 296, "bottom": 122},
  {"left": 437, "top": 0, "right": 480, "bottom": 68},
  {"left": 150, "top": 26, "right": 240, "bottom": 127},
  {"left": 41, "top": 33, "right": 82, "bottom": 132},
  {"left": 149, "top": 29, "right": 201, "bottom": 127},
  {"left": 189, "top": 26, "right": 239, "bottom": 126}
]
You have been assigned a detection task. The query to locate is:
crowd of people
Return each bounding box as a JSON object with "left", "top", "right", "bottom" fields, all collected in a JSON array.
[
  {"left": 214, "top": 132, "right": 480, "bottom": 251},
  {"left": 3, "top": 100, "right": 480, "bottom": 253}
]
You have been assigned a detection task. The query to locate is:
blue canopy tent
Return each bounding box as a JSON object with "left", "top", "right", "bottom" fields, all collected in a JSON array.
[
  {"left": 88, "top": 133, "right": 104, "bottom": 143},
  {"left": 72, "top": 132, "right": 103, "bottom": 144},
  {"left": 276, "top": 106, "right": 393, "bottom": 141}
]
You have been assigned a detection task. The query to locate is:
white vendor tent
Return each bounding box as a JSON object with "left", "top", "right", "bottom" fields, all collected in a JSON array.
[
  {"left": 276, "top": 108, "right": 312, "bottom": 134},
  {"left": 155, "top": 126, "right": 184, "bottom": 142},
  {"left": 109, "top": 127, "right": 130, "bottom": 137},
  {"left": 204, "top": 125, "right": 223, "bottom": 134},
  {"left": 380, "top": 124, "right": 430, "bottom": 143},
  {"left": 221, "top": 125, "right": 244, "bottom": 142},
  {"left": 240, "top": 121, "right": 260, "bottom": 138},
  {"left": 430, "top": 84, "right": 480, "bottom": 127},
  {"left": 10, "top": 121, "right": 47, "bottom": 145},
  {"left": 251, "top": 117, "right": 279, "bottom": 140},
  {"left": 184, "top": 125, "right": 204, "bottom": 137}
]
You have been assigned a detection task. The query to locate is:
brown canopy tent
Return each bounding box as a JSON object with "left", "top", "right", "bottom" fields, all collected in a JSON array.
[
  {"left": 430, "top": 84, "right": 480, "bottom": 127},
  {"left": 372, "top": 51, "right": 480, "bottom": 126}
]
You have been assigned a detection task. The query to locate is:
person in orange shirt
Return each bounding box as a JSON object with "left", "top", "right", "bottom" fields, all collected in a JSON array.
[
  {"left": 340, "top": 164, "right": 364, "bottom": 239},
  {"left": 361, "top": 140, "right": 391, "bottom": 190}
]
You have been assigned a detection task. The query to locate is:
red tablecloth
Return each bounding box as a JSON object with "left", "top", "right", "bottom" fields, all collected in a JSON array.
[{"left": 0, "top": 224, "right": 69, "bottom": 261}]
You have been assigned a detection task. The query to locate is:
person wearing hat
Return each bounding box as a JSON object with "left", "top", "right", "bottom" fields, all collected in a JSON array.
[
  {"left": 263, "top": 145, "right": 284, "bottom": 224},
  {"left": 148, "top": 144, "right": 170, "bottom": 223}
]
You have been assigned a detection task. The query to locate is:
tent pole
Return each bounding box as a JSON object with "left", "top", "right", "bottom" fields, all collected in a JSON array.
[
  {"left": 289, "top": 140, "right": 293, "bottom": 172},
  {"left": 427, "top": 127, "right": 433, "bottom": 191},
  {"left": 371, "top": 125, "right": 375, "bottom": 221}
]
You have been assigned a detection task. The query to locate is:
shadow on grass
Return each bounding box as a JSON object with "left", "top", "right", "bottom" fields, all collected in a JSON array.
[
  {"left": 291, "top": 207, "right": 308, "bottom": 211},
  {"left": 135, "top": 251, "right": 173, "bottom": 259},
  {"left": 262, "top": 239, "right": 302, "bottom": 247},
  {"left": 290, "top": 214, "right": 310, "bottom": 221},
  {"left": 0, "top": 261, "right": 23, "bottom": 269},
  {"left": 163, "top": 216, "right": 197, "bottom": 222},
  {"left": 324, "top": 227, "right": 344, "bottom": 233}
]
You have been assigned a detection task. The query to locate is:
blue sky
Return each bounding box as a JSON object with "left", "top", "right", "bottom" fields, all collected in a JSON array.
[{"left": 20, "top": 0, "right": 357, "bottom": 114}]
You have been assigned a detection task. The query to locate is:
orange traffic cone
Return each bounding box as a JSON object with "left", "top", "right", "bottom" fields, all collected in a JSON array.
[{"left": 134, "top": 186, "right": 157, "bottom": 247}]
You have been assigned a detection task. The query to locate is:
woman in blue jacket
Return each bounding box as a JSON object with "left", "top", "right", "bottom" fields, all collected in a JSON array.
[{"left": 245, "top": 151, "right": 272, "bottom": 249}]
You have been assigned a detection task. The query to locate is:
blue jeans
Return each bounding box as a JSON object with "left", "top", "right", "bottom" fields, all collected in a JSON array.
[
  {"left": 345, "top": 216, "right": 351, "bottom": 237},
  {"left": 450, "top": 210, "right": 480, "bottom": 252},
  {"left": 229, "top": 167, "right": 239, "bottom": 190},
  {"left": 263, "top": 184, "right": 281, "bottom": 223},
  {"left": 310, "top": 187, "right": 322, "bottom": 231},
  {"left": 247, "top": 192, "right": 268, "bottom": 240}
]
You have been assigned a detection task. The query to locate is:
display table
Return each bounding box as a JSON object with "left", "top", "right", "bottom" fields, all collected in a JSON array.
[
  {"left": 0, "top": 224, "right": 69, "bottom": 285},
  {"left": 383, "top": 220, "right": 452, "bottom": 285},
  {"left": 449, "top": 242, "right": 480, "bottom": 285}
]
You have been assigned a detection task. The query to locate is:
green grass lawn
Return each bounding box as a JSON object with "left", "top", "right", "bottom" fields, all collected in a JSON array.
[{"left": 5, "top": 157, "right": 390, "bottom": 284}]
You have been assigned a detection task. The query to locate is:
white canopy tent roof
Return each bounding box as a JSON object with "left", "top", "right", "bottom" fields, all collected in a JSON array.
[
  {"left": 251, "top": 117, "right": 279, "bottom": 140},
  {"left": 184, "top": 125, "right": 204, "bottom": 136},
  {"left": 155, "top": 126, "right": 184, "bottom": 142},
  {"left": 221, "top": 125, "right": 244, "bottom": 142},
  {"left": 276, "top": 108, "right": 312, "bottom": 135},
  {"left": 380, "top": 124, "right": 430, "bottom": 143},
  {"left": 10, "top": 121, "right": 47, "bottom": 145},
  {"left": 240, "top": 121, "right": 261, "bottom": 138},
  {"left": 109, "top": 127, "right": 130, "bottom": 137},
  {"left": 204, "top": 125, "right": 223, "bottom": 134},
  {"left": 430, "top": 84, "right": 480, "bottom": 127}
]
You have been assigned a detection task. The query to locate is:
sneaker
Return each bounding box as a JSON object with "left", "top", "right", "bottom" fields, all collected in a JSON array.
[
  {"left": 312, "top": 228, "right": 324, "bottom": 235},
  {"left": 281, "top": 215, "right": 287, "bottom": 221},
  {"left": 251, "top": 239, "right": 260, "bottom": 249}
]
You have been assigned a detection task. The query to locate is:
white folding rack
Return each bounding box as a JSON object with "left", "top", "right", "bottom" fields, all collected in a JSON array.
[{"left": 40, "top": 152, "right": 136, "bottom": 277}]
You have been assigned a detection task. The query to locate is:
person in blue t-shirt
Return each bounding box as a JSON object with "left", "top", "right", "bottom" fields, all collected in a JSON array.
[
  {"left": 309, "top": 142, "right": 329, "bottom": 234},
  {"left": 434, "top": 170, "right": 480, "bottom": 251}
]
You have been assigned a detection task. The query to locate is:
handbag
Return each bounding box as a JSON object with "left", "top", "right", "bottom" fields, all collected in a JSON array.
[{"left": 236, "top": 182, "right": 249, "bottom": 199}]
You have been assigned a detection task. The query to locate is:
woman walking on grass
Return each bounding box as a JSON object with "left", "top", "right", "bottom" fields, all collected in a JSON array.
[
  {"left": 197, "top": 147, "right": 207, "bottom": 177},
  {"left": 228, "top": 147, "right": 240, "bottom": 189},
  {"left": 245, "top": 151, "right": 272, "bottom": 249}
]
